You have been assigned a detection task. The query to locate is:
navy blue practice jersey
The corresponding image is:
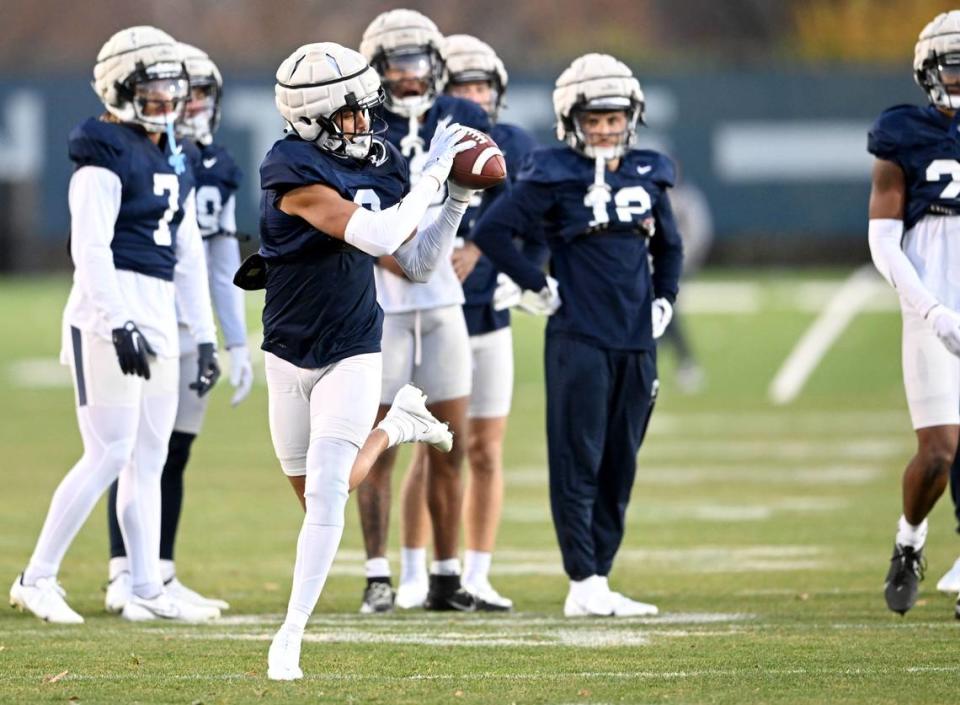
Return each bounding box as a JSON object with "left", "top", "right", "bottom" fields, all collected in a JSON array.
[
  {"left": 461, "top": 121, "right": 543, "bottom": 336},
  {"left": 68, "top": 117, "right": 196, "bottom": 281},
  {"left": 192, "top": 142, "right": 242, "bottom": 238},
  {"left": 471, "top": 146, "right": 684, "bottom": 351},
  {"left": 258, "top": 136, "right": 408, "bottom": 369},
  {"left": 868, "top": 104, "right": 960, "bottom": 231}
]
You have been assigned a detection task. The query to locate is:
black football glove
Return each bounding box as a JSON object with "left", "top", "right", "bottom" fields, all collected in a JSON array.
[
  {"left": 189, "top": 342, "right": 221, "bottom": 397},
  {"left": 111, "top": 321, "right": 156, "bottom": 379}
]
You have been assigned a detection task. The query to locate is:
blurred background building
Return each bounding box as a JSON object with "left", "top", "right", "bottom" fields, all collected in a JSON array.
[{"left": 0, "top": 0, "right": 955, "bottom": 271}]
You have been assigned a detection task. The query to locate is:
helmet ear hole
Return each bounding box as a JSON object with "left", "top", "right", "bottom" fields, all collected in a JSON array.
[{"left": 299, "top": 117, "right": 312, "bottom": 125}]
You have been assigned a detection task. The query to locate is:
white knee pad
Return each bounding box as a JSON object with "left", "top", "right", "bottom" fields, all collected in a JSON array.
[{"left": 303, "top": 437, "right": 358, "bottom": 527}]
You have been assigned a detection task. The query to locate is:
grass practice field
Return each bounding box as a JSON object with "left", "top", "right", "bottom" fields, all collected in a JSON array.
[{"left": 1, "top": 270, "right": 959, "bottom": 704}]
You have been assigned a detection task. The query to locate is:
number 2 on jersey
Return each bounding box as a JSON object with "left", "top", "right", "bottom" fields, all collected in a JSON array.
[
  {"left": 927, "top": 159, "right": 960, "bottom": 200},
  {"left": 152, "top": 173, "right": 180, "bottom": 246}
]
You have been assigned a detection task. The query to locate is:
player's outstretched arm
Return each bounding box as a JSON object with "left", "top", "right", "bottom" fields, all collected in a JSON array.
[
  {"left": 206, "top": 233, "right": 253, "bottom": 405},
  {"left": 391, "top": 182, "right": 474, "bottom": 283},
  {"left": 280, "top": 122, "right": 475, "bottom": 259},
  {"left": 175, "top": 192, "right": 218, "bottom": 348}
]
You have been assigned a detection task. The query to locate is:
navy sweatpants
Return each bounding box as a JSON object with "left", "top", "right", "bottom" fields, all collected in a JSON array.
[{"left": 545, "top": 333, "right": 658, "bottom": 581}]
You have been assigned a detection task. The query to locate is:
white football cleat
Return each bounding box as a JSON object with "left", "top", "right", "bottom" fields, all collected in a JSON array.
[
  {"left": 9, "top": 574, "right": 84, "bottom": 624},
  {"left": 121, "top": 591, "right": 220, "bottom": 622},
  {"left": 379, "top": 384, "right": 453, "bottom": 452},
  {"left": 563, "top": 590, "right": 614, "bottom": 617},
  {"left": 394, "top": 579, "right": 429, "bottom": 609},
  {"left": 937, "top": 556, "right": 960, "bottom": 593},
  {"left": 609, "top": 591, "right": 659, "bottom": 617},
  {"left": 165, "top": 577, "right": 230, "bottom": 611},
  {"left": 464, "top": 579, "right": 513, "bottom": 611},
  {"left": 104, "top": 571, "right": 132, "bottom": 614},
  {"left": 267, "top": 626, "right": 304, "bottom": 681}
]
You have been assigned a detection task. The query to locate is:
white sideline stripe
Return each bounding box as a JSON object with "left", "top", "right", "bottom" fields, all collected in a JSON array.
[
  {"left": 6, "top": 665, "right": 958, "bottom": 684},
  {"left": 641, "top": 438, "right": 907, "bottom": 460},
  {"left": 648, "top": 410, "right": 905, "bottom": 435},
  {"left": 470, "top": 146, "right": 503, "bottom": 175},
  {"left": 769, "top": 265, "right": 883, "bottom": 405},
  {"left": 507, "top": 465, "right": 879, "bottom": 487},
  {"left": 680, "top": 282, "right": 761, "bottom": 313}
]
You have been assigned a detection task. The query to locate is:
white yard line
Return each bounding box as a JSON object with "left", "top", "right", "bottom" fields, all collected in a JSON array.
[{"left": 768, "top": 265, "right": 886, "bottom": 405}]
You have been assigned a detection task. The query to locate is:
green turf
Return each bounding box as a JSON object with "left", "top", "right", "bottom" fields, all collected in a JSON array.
[{"left": 1, "top": 271, "right": 957, "bottom": 704}]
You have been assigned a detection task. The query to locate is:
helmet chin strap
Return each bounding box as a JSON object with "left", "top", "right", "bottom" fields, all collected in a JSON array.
[
  {"left": 165, "top": 119, "right": 186, "bottom": 175},
  {"left": 399, "top": 113, "right": 425, "bottom": 159}
]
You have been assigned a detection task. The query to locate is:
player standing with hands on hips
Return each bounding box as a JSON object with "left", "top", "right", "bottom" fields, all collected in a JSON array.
[
  {"left": 9, "top": 26, "right": 221, "bottom": 623},
  {"left": 470, "top": 54, "right": 683, "bottom": 617},
  {"left": 868, "top": 11, "right": 960, "bottom": 617}
]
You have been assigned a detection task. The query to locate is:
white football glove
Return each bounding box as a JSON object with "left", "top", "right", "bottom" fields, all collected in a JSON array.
[
  {"left": 651, "top": 298, "right": 673, "bottom": 339},
  {"left": 446, "top": 181, "right": 476, "bottom": 204},
  {"left": 518, "top": 276, "right": 561, "bottom": 316},
  {"left": 422, "top": 122, "right": 475, "bottom": 186},
  {"left": 228, "top": 345, "right": 254, "bottom": 406},
  {"left": 493, "top": 273, "right": 523, "bottom": 311},
  {"left": 928, "top": 304, "right": 960, "bottom": 357}
]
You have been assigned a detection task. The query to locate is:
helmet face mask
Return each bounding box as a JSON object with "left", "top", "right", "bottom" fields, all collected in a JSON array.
[
  {"left": 373, "top": 45, "right": 444, "bottom": 117},
  {"left": 359, "top": 9, "right": 445, "bottom": 118},
  {"left": 919, "top": 51, "right": 960, "bottom": 110},
  {"left": 180, "top": 77, "right": 220, "bottom": 143},
  {"left": 446, "top": 77, "right": 499, "bottom": 120},
  {"left": 572, "top": 105, "right": 634, "bottom": 161},
  {"left": 317, "top": 89, "right": 388, "bottom": 160},
  {"left": 126, "top": 69, "right": 189, "bottom": 132}
]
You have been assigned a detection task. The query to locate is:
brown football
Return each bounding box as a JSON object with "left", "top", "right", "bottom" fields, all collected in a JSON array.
[{"left": 450, "top": 129, "right": 507, "bottom": 190}]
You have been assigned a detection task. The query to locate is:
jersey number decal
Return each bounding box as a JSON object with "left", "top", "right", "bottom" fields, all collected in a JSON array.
[
  {"left": 152, "top": 174, "right": 180, "bottom": 246},
  {"left": 196, "top": 185, "right": 223, "bottom": 236},
  {"left": 587, "top": 185, "right": 653, "bottom": 228},
  {"left": 354, "top": 188, "right": 382, "bottom": 213},
  {"left": 926, "top": 159, "right": 960, "bottom": 200}
]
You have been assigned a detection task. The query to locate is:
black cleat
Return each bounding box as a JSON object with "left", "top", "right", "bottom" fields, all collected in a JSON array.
[
  {"left": 884, "top": 543, "right": 925, "bottom": 615},
  {"left": 360, "top": 578, "right": 395, "bottom": 614},
  {"left": 424, "top": 574, "right": 477, "bottom": 612}
]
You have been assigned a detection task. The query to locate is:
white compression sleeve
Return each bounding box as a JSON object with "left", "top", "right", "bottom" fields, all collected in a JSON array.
[
  {"left": 205, "top": 235, "right": 247, "bottom": 349},
  {"left": 392, "top": 196, "right": 470, "bottom": 283},
  {"left": 175, "top": 191, "right": 218, "bottom": 346},
  {"left": 343, "top": 174, "right": 442, "bottom": 257},
  {"left": 868, "top": 218, "right": 939, "bottom": 317},
  {"left": 68, "top": 166, "right": 129, "bottom": 329}
]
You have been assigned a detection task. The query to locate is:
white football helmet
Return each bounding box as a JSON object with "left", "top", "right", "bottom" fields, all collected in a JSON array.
[
  {"left": 442, "top": 34, "right": 508, "bottom": 120},
  {"left": 553, "top": 53, "right": 644, "bottom": 159},
  {"left": 915, "top": 11, "right": 960, "bottom": 110},
  {"left": 93, "top": 26, "right": 188, "bottom": 133},
  {"left": 178, "top": 43, "right": 223, "bottom": 145},
  {"left": 275, "top": 42, "right": 385, "bottom": 161},
  {"left": 359, "top": 9, "right": 445, "bottom": 118}
]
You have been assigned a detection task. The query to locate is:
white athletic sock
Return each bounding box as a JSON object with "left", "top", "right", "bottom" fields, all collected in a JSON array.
[
  {"left": 24, "top": 405, "right": 138, "bottom": 586},
  {"left": 896, "top": 515, "right": 928, "bottom": 549},
  {"left": 375, "top": 417, "right": 404, "bottom": 448},
  {"left": 463, "top": 550, "right": 491, "bottom": 586},
  {"left": 159, "top": 559, "right": 176, "bottom": 583},
  {"left": 365, "top": 557, "right": 391, "bottom": 579},
  {"left": 283, "top": 437, "right": 356, "bottom": 630},
  {"left": 109, "top": 556, "right": 129, "bottom": 581},
  {"left": 431, "top": 558, "right": 461, "bottom": 576},
  {"left": 400, "top": 547, "right": 428, "bottom": 584}
]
